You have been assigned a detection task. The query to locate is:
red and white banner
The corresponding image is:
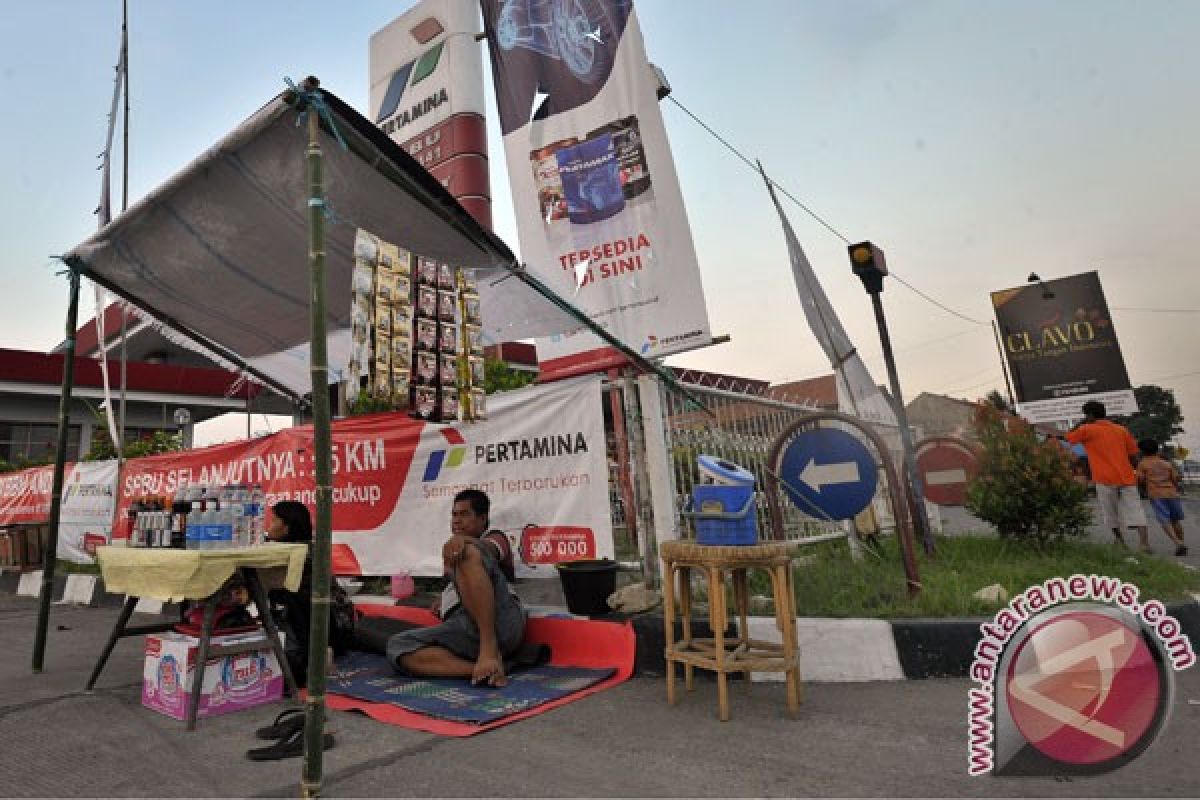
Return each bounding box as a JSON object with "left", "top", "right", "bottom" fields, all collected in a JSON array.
[
  {"left": 480, "top": 0, "right": 711, "bottom": 378},
  {"left": 115, "top": 376, "right": 611, "bottom": 577},
  {"left": 0, "top": 461, "right": 117, "bottom": 564}
]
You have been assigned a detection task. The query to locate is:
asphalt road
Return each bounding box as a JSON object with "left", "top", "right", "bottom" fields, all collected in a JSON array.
[{"left": 1, "top": 594, "right": 1198, "bottom": 798}]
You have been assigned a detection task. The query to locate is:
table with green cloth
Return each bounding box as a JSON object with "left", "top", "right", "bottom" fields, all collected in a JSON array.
[{"left": 90, "top": 544, "right": 308, "bottom": 729}]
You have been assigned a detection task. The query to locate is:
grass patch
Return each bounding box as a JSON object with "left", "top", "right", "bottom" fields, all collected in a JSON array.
[{"left": 743, "top": 534, "right": 1200, "bottom": 618}]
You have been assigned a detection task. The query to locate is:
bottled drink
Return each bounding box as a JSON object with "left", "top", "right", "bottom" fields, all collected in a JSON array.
[
  {"left": 217, "top": 508, "right": 234, "bottom": 550},
  {"left": 250, "top": 484, "right": 266, "bottom": 545},
  {"left": 185, "top": 513, "right": 200, "bottom": 550}
]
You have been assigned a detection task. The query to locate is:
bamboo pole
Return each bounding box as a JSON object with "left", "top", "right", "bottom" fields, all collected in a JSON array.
[
  {"left": 33, "top": 268, "right": 82, "bottom": 672},
  {"left": 298, "top": 75, "right": 333, "bottom": 800}
]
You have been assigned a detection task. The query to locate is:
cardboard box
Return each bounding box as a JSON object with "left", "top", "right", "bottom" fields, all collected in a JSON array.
[{"left": 142, "top": 631, "right": 283, "bottom": 721}]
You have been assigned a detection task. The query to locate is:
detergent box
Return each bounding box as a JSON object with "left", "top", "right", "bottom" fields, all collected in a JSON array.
[{"left": 142, "top": 631, "right": 283, "bottom": 721}]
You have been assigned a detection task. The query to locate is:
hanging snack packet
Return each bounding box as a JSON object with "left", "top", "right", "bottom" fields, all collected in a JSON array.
[
  {"left": 438, "top": 262, "right": 455, "bottom": 289},
  {"left": 392, "top": 337, "right": 411, "bottom": 366},
  {"left": 414, "top": 386, "right": 438, "bottom": 420},
  {"left": 438, "top": 290, "right": 457, "bottom": 322},
  {"left": 470, "top": 388, "right": 487, "bottom": 420},
  {"left": 393, "top": 246, "right": 412, "bottom": 277},
  {"left": 464, "top": 324, "right": 483, "bottom": 354},
  {"left": 438, "top": 324, "right": 458, "bottom": 354},
  {"left": 354, "top": 229, "right": 379, "bottom": 264},
  {"left": 468, "top": 356, "right": 484, "bottom": 387},
  {"left": 417, "top": 286, "right": 438, "bottom": 319},
  {"left": 440, "top": 354, "right": 459, "bottom": 387},
  {"left": 415, "top": 351, "right": 438, "bottom": 385},
  {"left": 415, "top": 318, "right": 437, "bottom": 351},
  {"left": 440, "top": 387, "right": 459, "bottom": 420},
  {"left": 393, "top": 306, "right": 412, "bottom": 339},
  {"left": 417, "top": 256, "right": 438, "bottom": 286},
  {"left": 463, "top": 292, "right": 481, "bottom": 324}
]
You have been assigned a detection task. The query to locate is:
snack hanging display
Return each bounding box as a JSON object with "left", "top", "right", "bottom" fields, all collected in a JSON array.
[{"left": 347, "top": 228, "right": 489, "bottom": 423}]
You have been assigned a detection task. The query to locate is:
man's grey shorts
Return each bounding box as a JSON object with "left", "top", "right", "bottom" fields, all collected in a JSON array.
[{"left": 1096, "top": 484, "right": 1147, "bottom": 529}]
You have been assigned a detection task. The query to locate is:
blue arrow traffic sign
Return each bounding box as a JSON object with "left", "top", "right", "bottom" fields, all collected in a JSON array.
[{"left": 778, "top": 428, "right": 878, "bottom": 521}]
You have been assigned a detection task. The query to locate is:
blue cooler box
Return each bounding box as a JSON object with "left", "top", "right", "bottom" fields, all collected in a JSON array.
[{"left": 688, "top": 484, "right": 758, "bottom": 546}]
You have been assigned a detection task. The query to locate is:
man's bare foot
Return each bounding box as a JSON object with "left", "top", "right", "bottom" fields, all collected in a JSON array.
[{"left": 471, "top": 650, "right": 507, "bottom": 687}]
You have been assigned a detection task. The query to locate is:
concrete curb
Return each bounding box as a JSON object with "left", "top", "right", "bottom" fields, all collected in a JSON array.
[{"left": 1, "top": 568, "right": 172, "bottom": 613}]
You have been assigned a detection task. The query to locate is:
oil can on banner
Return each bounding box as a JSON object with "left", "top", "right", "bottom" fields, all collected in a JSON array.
[{"left": 555, "top": 132, "right": 625, "bottom": 224}]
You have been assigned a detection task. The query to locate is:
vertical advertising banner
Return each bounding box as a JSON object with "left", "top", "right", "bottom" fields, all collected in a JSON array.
[
  {"left": 991, "top": 271, "right": 1136, "bottom": 424},
  {"left": 0, "top": 462, "right": 117, "bottom": 564},
  {"left": 59, "top": 460, "right": 118, "bottom": 563},
  {"left": 480, "top": 0, "right": 711, "bottom": 379},
  {"left": 371, "top": 0, "right": 492, "bottom": 228}
]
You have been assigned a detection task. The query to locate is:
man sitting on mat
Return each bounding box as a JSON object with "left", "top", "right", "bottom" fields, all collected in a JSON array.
[{"left": 387, "top": 489, "right": 526, "bottom": 687}]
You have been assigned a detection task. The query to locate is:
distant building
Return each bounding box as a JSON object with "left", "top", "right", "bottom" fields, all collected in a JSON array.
[
  {"left": 0, "top": 347, "right": 272, "bottom": 463},
  {"left": 904, "top": 392, "right": 980, "bottom": 441}
]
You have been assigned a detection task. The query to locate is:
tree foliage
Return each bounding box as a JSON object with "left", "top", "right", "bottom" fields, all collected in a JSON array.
[
  {"left": 484, "top": 357, "right": 536, "bottom": 393},
  {"left": 983, "top": 389, "right": 1010, "bottom": 412},
  {"left": 84, "top": 429, "right": 185, "bottom": 461},
  {"left": 965, "top": 405, "right": 1091, "bottom": 547},
  {"left": 1117, "top": 384, "right": 1184, "bottom": 445}
]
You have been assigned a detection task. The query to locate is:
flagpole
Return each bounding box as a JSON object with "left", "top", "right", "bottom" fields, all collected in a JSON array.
[{"left": 118, "top": 0, "right": 129, "bottom": 452}]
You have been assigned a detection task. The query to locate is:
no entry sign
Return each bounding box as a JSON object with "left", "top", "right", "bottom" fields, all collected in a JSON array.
[{"left": 915, "top": 437, "right": 978, "bottom": 506}]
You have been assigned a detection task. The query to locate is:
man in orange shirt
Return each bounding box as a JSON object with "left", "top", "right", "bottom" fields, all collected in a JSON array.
[{"left": 1063, "top": 400, "right": 1149, "bottom": 551}]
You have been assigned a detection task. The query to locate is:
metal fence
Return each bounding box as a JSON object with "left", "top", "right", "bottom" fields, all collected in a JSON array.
[{"left": 656, "top": 378, "right": 910, "bottom": 542}]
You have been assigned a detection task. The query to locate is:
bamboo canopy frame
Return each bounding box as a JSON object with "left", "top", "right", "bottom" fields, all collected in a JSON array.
[{"left": 34, "top": 71, "right": 717, "bottom": 795}]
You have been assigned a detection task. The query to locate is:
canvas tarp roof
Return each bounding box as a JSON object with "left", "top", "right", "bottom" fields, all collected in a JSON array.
[{"left": 63, "top": 87, "right": 578, "bottom": 400}]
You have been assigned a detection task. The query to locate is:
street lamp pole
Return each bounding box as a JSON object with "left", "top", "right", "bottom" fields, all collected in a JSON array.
[{"left": 848, "top": 242, "right": 936, "bottom": 556}]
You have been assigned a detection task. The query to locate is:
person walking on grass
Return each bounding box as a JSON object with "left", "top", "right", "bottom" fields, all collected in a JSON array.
[
  {"left": 1062, "top": 400, "right": 1151, "bottom": 552},
  {"left": 1136, "top": 439, "right": 1189, "bottom": 556}
]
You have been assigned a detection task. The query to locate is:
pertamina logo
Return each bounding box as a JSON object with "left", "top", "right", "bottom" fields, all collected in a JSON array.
[
  {"left": 422, "top": 428, "right": 468, "bottom": 482},
  {"left": 422, "top": 426, "right": 591, "bottom": 482},
  {"left": 377, "top": 29, "right": 449, "bottom": 137}
]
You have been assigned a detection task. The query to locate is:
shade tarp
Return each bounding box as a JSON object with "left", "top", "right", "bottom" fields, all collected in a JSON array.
[{"left": 63, "top": 87, "right": 578, "bottom": 399}]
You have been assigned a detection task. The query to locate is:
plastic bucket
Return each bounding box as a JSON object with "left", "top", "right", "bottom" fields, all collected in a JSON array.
[
  {"left": 391, "top": 573, "right": 415, "bottom": 600},
  {"left": 556, "top": 559, "right": 618, "bottom": 616}
]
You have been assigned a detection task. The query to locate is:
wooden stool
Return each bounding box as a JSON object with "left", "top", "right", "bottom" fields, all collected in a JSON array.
[{"left": 660, "top": 540, "right": 802, "bottom": 721}]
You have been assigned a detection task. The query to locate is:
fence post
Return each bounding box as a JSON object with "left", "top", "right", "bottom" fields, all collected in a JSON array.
[
  {"left": 636, "top": 374, "right": 678, "bottom": 589},
  {"left": 618, "top": 373, "right": 657, "bottom": 589}
]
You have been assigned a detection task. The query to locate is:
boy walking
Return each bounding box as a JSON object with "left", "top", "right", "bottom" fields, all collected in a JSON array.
[{"left": 1136, "top": 439, "right": 1188, "bottom": 556}]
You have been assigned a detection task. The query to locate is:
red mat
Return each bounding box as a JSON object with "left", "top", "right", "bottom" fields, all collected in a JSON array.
[{"left": 326, "top": 604, "right": 634, "bottom": 736}]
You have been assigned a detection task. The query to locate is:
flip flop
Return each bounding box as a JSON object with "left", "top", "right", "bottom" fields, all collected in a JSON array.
[
  {"left": 246, "top": 727, "right": 334, "bottom": 761},
  {"left": 254, "top": 708, "right": 304, "bottom": 740}
]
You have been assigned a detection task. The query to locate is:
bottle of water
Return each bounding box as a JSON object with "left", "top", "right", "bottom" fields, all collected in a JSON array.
[
  {"left": 218, "top": 508, "right": 234, "bottom": 550},
  {"left": 250, "top": 484, "right": 266, "bottom": 544},
  {"left": 185, "top": 512, "right": 200, "bottom": 550}
]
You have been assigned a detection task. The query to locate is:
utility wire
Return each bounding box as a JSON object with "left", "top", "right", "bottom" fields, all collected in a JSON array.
[{"left": 666, "top": 94, "right": 988, "bottom": 327}]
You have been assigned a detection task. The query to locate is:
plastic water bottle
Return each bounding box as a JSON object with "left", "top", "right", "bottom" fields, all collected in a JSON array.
[
  {"left": 217, "top": 508, "right": 234, "bottom": 549},
  {"left": 185, "top": 512, "right": 200, "bottom": 550},
  {"left": 250, "top": 484, "right": 266, "bottom": 544}
]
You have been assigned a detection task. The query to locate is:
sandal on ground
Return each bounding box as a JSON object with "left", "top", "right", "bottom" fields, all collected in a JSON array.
[
  {"left": 246, "top": 728, "right": 334, "bottom": 761},
  {"left": 254, "top": 708, "right": 304, "bottom": 740}
]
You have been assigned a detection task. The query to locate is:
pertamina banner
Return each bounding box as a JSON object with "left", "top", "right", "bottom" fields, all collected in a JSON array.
[
  {"left": 991, "top": 271, "right": 1136, "bottom": 424},
  {"left": 481, "top": 0, "right": 711, "bottom": 379},
  {"left": 115, "top": 377, "right": 611, "bottom": 578},
  {"left": 371, "top": 0, "right": 492, "bottom": 228},
  {"left": 0, "top": 461, "right": 117, "bottom": 564}
]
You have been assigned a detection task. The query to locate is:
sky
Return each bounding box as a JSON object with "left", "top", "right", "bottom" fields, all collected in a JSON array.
[{"left": 1, "top": 1, "right": 1197, "bottom": 449}]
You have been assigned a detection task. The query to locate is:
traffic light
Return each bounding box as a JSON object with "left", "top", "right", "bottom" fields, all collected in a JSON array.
[{"left": 848, "top": 241, "right": 887, "bottom": 293}]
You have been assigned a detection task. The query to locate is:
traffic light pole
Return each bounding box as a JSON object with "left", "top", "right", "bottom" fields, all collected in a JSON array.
[{"left": 849, "top": 243, "right": 936, "bottom": 556}]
